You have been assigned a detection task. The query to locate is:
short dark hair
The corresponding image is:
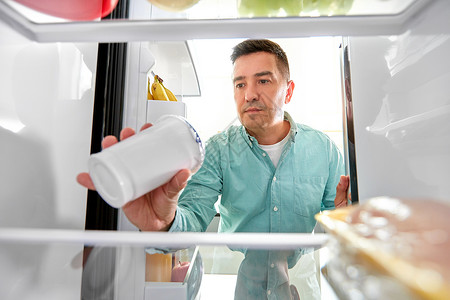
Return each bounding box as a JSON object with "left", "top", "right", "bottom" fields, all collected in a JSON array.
[{"left": 231, "top": 39, "right": 290, "bottom": 81}]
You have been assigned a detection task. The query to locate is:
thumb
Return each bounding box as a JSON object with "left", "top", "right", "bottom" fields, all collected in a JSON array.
[
  {"left": 166, "top": 169, "right": 191, "bottom": 198},
  {"left": 335, "top": 175, "right": 349, "bottom": 208},
  {"left": 337, "top": 175, "right": 349, "bottom": 193},
  {"left": 76, "top": 172, "right": 96, "bottom": 190}
]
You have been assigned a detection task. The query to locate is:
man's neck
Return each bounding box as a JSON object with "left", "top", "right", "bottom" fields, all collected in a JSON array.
[{"left": 248, "top": 120, "right": 291, "bottom": 145}]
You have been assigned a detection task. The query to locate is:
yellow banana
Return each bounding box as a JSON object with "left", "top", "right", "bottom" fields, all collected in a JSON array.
[
  {"left": 147, "top": 77, "right": 154, "bottom": 100},
  {"left": 151, "top": 75, "right": 169, "bottom": 101},
  {"left": 163, "top": 85, "right": 178, "bottom": 102},
  {"left": 158, "top": 76, "right": 177, "bottom": 102}
]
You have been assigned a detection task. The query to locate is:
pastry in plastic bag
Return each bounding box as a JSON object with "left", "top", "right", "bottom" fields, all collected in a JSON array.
[{"left": 316, "top": 197, "right": 450, "bottom": 300}]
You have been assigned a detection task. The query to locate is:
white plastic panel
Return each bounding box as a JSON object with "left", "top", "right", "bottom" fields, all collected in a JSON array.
[
  {"left": 348, "top": 0, "right": 450, "bottom": 203},
  {"left": 0, "top": 17, "right": 97, "bottom": 299}
]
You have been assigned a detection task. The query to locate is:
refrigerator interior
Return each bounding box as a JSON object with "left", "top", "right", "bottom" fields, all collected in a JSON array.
[
  {"left": 0, "top": 19, "right": 97, "bottom": 300},
  {"left": 0, "top": 0, "right": 449, "bottom": 299}
]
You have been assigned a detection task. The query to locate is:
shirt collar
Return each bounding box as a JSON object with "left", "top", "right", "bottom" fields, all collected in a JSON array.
[
  {"left": 240, "top": 111, "right": 298, "bottom": 145},
  {"left": 284, "top": 111, "right": 298, "bottom": 140}
]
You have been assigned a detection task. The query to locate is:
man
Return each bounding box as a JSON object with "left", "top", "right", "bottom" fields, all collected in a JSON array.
[{"left": 78, "top": 39, "right": 349, "bottom": 298}]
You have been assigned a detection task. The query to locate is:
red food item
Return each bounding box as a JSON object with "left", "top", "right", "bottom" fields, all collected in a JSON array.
[
  {"left": 171, "top": 261, "right": 190, "bottom": 282},
  {"left": 13, "top": 0, "right": 119, "bottom": 20}
]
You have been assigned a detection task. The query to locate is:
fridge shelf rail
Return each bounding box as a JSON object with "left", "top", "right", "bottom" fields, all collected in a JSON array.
[
  {"left": 0, "top": 227, "right": 328, "bottom": 250},
  {"left": 0, "top": 0, "right": 433, "bottom": 43}
]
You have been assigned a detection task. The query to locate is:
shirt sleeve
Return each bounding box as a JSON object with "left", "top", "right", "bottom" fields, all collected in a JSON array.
[
  {"left": 170, "top": 136, "right": 223, "bottom": 232},
  {"left": 168, "top": 207, "right": 183, "bottom": 232},
  {"left": 322, "top": 138, "right": 345, "bottom": 211}
]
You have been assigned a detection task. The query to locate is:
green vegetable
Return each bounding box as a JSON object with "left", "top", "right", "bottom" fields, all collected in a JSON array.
[{"left": 237, "top": 0, "right": 354, "bottom": 17}]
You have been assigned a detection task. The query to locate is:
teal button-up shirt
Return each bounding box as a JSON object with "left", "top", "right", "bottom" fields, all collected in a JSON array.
[
  {"left": 170, "top": 112, "right": 344, "bottom": 235},
  {"left": 169, "top": 112, "right": 344, "bottom": 299}
]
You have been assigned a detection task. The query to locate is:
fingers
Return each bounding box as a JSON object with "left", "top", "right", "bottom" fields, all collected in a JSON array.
[
  {"left": 76, "top": 172, "right": 96, "bottom": 190},
  {"left": 165, "top": 169, "right": 191, "bottom": 198},
  {"left": 337, "top": 175, "right": 350, "bottom": 191},
  {"left": 140, "top": 123, "right": 153, "bottom": 131},
  {"left": 335, "top": 199, "right": 347, "bottom": 208},
  {"left": 119, "top": 123, "right": 153, "bottom": 139},
  {"left": 101, "top": 135, "right": 118, "bottom": 149},
  {"left": 101, "top": 126, "right": 139, "bottom": 149},
  {"left": 335, "top": 175, "right": 350, "bottom": 208},
  {"left": 103, "top": 124, "right": 151, "bottom": 149},
  {"left": 119, "top": 127, "right": 136, "bottom": 141}
]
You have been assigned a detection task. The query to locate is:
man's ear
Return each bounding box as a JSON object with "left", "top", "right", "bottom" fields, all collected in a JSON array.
[{"left": 285, "top": 80, "right": 295, "bottom": 104}]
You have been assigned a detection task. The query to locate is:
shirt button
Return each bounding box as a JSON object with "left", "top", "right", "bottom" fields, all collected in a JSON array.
[
  {"left": 267, "top": 290, "right": 271, "bottom": 295},
  {"left": 273, "top": 206, "right": 278, "bottom": 212},
  {"left": 262, "top": 153, "right": 266, "bottom": 157},
  {"left": 270, "top": 263, "right": 275, "bottom": 268},
  {"left": 273, "top": 176, "right": 277, "bottom": 181}
]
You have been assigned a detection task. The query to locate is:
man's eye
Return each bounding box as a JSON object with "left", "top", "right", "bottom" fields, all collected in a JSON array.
[
  {"left": 259, "top": 79, "right": 269, "bottom": 84},
  {"left": 235, "top": 83, "right": 244, "bottom": 88}
]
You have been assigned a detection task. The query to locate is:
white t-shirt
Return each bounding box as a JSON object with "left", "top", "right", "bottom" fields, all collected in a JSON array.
[{"left": 259, "top": 133, "right": 290, "bottom": 168}]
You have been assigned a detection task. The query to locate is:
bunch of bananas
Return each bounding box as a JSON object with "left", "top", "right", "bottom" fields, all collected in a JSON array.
[{"left": 147, "top": 75, "right": 178, "bottom": 102}]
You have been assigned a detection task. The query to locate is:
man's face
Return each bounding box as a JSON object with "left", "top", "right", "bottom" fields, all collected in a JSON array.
[{"left": 232, "top": 52, "right": 294, "bottom": 134}]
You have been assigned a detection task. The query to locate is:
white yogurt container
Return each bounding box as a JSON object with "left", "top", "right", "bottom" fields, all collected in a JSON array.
[{"left": 88, "top": 115, "right": 204, "bottom": 208}]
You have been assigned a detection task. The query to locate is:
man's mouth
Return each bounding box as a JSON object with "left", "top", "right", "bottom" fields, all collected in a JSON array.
[{"left": 245, "top": 107, "right": 263, "bottom": 113}]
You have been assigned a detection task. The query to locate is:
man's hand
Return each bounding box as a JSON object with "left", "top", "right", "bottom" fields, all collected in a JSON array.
[
  {"left": 76, "top": 124, "right": 191, "bottom": 231},
  {"left": 334, "top": 175, "right": 351, "bottom": 208}
]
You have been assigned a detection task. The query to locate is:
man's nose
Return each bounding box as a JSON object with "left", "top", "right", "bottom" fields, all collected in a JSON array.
[{"left": 244, "top": 83, "right": 258, "bottom": 102}]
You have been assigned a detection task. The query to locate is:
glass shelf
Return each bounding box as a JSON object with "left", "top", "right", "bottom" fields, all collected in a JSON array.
[
  {"left": 0, "top": 228, "right": 333, "bottom": 299},
  {"left": 0, "top": 0, "right": 433, "bottom": 42},
  {"left": 4, "top": 0, "right": 423, "bottom": 22},
  {"left": 0, "top": 227, "right": 327, "bottom": 249}
]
